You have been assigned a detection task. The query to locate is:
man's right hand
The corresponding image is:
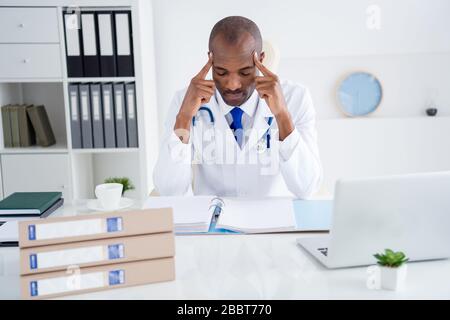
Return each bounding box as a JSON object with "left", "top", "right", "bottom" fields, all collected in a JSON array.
[{"left": 174, "top": 54, "right": 215, "bottom": 140}]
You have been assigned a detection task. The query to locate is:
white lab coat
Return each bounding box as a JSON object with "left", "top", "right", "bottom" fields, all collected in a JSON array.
[{"left": 153, "top": 80, "right": 323, "bottom": 199}]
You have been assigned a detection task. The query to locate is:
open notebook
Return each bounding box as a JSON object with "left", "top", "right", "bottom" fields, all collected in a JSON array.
[{"left": 144, "top": 196, "right": 332, "bottom": 234}]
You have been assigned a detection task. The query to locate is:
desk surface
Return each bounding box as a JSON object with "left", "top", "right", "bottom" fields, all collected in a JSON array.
[{"left": 1, "top": 200, "right": 450, "bottom": 299}]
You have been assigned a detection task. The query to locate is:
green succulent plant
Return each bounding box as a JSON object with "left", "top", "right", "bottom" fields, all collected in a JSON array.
[
  {"left": 374, "top": 249, "right": 409, "bottom": 268},
  {"left": 104, "top": 177, "right": 135, "bottom": 196}
]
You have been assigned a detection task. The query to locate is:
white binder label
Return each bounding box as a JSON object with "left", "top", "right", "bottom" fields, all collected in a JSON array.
[
  {"left": 115, "top": 13, "right": 131, "bottom": 56},
  {"left": 98, "top": 14, "right": 113, "bottom": 56},
  {"left": 34, "top": 219, "right": 103, "bottom": 240},
  {"left": 81, "top": 14, "right": 97, "bottom": 56},
  {"left": 65, "top": 14, "right": 80, "bottom": 56},
  {"left": 81, "top": 92, "right": 89, "bottom": 121},
  {"left": 31, "top": 271, "right": 105, "bottom": 297},
  {"left": 104, "top": 91, "right": 111, "bottom": 120},
  {"left": 33, "top": 246, "right": 105, "bottom": 269},
  {"left": 116, "top": 91, "right": 123, "bottom": 120},
  {"left": 70, "top": 92, "right": 78, "bottom": 121},
  {"left": 92, "top": 92, "right": 100, "bottom": 121},
  {"left": 126, "top": 89, "right": 135, "bottom": 119}
]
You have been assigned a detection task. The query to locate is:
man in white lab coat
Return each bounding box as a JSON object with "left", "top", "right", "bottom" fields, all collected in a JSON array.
[{"left": 154, "top": 16, "right": 322, "bottom": 199}]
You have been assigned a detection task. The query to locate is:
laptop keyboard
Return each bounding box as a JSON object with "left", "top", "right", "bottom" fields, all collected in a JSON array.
[{"left": 318, "top": 247, "right": 328, "bottom": 256}]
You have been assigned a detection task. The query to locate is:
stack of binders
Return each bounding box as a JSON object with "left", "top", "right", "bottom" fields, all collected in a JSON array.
[
  {"left": 18, "top": 208, "right": 175, "bottom": 299},
  {"left": 68, "top": 82, "right": 138, "bottom": 149},
  {"left": 63, "top": 10, "right": 134, "bottom": 77},
  {"left": 1, "top": 104, "right": 56, "bottom": 148}
]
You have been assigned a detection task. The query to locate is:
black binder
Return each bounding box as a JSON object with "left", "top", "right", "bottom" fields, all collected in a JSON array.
[
  {"left": 97, "top": 12, "right": 117, "bottom": 77},
  {"left": 81, "top": 12, "right": 101, "bottom": 77},
  {"left": 114, "top": 11, "right": 134, "bottom": 77},
  {"left": 63, "top": 11, "right": 84, "bottom": 77}
]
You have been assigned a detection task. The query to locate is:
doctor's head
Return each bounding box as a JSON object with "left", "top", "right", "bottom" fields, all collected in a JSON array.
[{"left": 209, "top": 16, "right": 265, "bottom": 106}]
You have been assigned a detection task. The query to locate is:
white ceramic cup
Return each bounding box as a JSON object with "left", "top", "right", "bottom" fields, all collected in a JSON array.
[{"left": 95, "top": 183, "right": 123, "bottom": 210}]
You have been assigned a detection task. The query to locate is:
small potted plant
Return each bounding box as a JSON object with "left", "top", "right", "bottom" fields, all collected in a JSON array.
[
  {"left": 374, "top": 249, "right": 409, "bottom": 291},
  {"left": 104, "top": 177, "right": 135, "bottom": 196}
]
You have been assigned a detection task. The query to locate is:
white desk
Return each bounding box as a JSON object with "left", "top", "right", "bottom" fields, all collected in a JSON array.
[{"left": 1, "top": 200, "right": 450, "bottom": 300}]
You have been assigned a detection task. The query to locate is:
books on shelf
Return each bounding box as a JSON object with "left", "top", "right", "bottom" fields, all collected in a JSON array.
[
  {"left": 1, "top": 104, "right": 56, "bottom": 148},
  {"left": 18, "top": 208, "right": 175, "bottom": 299}
]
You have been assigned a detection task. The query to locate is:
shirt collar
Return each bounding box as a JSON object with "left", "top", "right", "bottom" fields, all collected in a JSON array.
[{"left": 216, "top": 89, "right": 259, "bottom": 118}]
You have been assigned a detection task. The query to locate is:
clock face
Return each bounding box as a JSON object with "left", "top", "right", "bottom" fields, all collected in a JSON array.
[{"left": 338, "top": 72, "right": 382, "bottom": 116}]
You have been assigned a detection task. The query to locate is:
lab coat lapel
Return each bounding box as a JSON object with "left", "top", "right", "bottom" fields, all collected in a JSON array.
[{"left": 245, "top": 98, "right": 273, "bottom": 153}]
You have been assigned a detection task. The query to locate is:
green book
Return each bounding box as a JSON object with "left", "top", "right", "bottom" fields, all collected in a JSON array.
[
  {"left": 9, "top": 105, "right": 21, "bottom": 148},
  {"left": 0, "top": 192, "right": 62, "bottom": 216},
  {"left": 26, "top": 105, "right": 56, "bottom": 147},
  {"left": 17, "top": 104, "right": 36, "bottom": 147},
  {"left": 1, "top": 104, "right": 13, "bottom": 148}
]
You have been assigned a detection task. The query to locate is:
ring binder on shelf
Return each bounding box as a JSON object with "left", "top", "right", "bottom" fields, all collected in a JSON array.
[
  {"left": 63, "top": 11, "right": 84, "bottom": 77},
  {"left": 81, "top": 12, "right": 101, "bottom": 77},
  {"left": 114, "top": 11, "right": 134, "bottom": 77},
  {"left": 97, "top": 12, "right": 117, "bottom": 77}
]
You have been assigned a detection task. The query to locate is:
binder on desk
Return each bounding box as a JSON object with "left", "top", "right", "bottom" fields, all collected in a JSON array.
[
  {"left": 144, "top": 197, "right": 333, "bottom": 234},
  {"left": 125, "top": 83, "right": 138, "bottom": 147},
  {"left": 79, "top": 84, "right": 93, "bottom": 148},
  {"left": 21, "top": 257, "right": 175, "bottom": 299},
  {"left": 114, "top": 11, "right": 134, "bottom": 77},
  {"left": 63, "top": 11, "right": 84, "bottom": 77},
  {"left": 97, "top": 12, "right": 117, "bottom": 77},
  {"left": 81, "top": 12, "right": 101, "bottom": 77},
  {"left": 20, "top": 232, "right": 174, "bottom": 275},
  {"left": 18, "top": 208, "right": 173, "bottom": 248},
  {"left": 101, "top": 83, "right": 116, "bottom": 148},
  {"left": 68, "top": 84, "right": 82, "bottom": 148},
  {"left": 90, "top": 83, "right": 105, "bottom": 148},
  {"left": 113, "top": 83, "right": 128, "bottom": 147}
]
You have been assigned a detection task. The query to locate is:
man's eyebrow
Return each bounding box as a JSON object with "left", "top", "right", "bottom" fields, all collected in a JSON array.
[{"left": 213, "top": 66, "right": 255, "bottom": 71}]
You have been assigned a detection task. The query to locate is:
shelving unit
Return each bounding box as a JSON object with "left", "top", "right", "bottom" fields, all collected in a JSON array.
[{"left": 0, "top": 0, "right": 160, "bottom": 204}]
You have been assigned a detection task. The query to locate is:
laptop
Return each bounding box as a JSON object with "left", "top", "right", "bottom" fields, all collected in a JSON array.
[{"left": 297, "top": 171, "right": 450, "bottom": 268}]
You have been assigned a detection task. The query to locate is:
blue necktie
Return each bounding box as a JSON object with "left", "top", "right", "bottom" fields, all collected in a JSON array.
[{"left": 229, "top": 107, "right": 244, "bottom": 147}]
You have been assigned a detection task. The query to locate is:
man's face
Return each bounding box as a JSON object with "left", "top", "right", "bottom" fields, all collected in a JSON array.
[{"left": 210, "top": 32, "right": 263, "bottom": 106}]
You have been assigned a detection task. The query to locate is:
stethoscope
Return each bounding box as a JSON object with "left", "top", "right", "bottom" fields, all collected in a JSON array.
[{"left": 192, "top": 96, "right": 274, "bottom": 153}]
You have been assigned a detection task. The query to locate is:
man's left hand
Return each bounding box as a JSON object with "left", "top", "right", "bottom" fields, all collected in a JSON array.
[{"left": 254, "top": 52, "right": 294, "bottom": 141}]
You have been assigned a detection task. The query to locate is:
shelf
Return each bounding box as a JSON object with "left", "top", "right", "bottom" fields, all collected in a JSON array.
[
  {"left": 67, "top": 77, "right": 135, "bottom": 83},
  {"left": 71, "top": 147, "right": 140, "bottom": 154},
  {"left": 0, "top": 142, "right": 68, "bottom": 154},
  {"left": 0, "top": 78, "right": 63, "bottom": 83}
]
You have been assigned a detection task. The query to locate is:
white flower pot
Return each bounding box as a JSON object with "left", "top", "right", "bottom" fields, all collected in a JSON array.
[{"left": 379, "top": 264, "right": 408, "bottom": 291}]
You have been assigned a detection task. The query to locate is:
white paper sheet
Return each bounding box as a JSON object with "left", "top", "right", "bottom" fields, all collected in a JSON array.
[{"left": 216, "top": 198, "right": 296, "bottom": 233}]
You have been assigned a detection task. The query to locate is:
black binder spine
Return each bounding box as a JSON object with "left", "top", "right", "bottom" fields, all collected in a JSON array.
[
  {"left": 97, "top": 11, "right": 117, "bottom": 77},
  {"left": 114, "top": 11, "right": 134, "bottom": 77},
  {"left": 63, "top": 11, "right": 84, "bottom": 77},
  {"left": 81, "top": 12, "right": 101, "bottom": 77}
]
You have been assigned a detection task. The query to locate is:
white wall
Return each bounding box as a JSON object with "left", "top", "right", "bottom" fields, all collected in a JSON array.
[
  {"left": 152, "top": 0, "right": 450, "bottom": 122},
  {"left": 151, "top": 0, "right": 450, "bottom": 192}
]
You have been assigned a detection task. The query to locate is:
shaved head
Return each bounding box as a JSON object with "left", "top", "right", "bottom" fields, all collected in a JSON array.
[
  {"left": 208, "top": 16, "right": 262, "bottom": 54},
  {"left": 208, "top": 16, "right": 264, "bottom": 106}
]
